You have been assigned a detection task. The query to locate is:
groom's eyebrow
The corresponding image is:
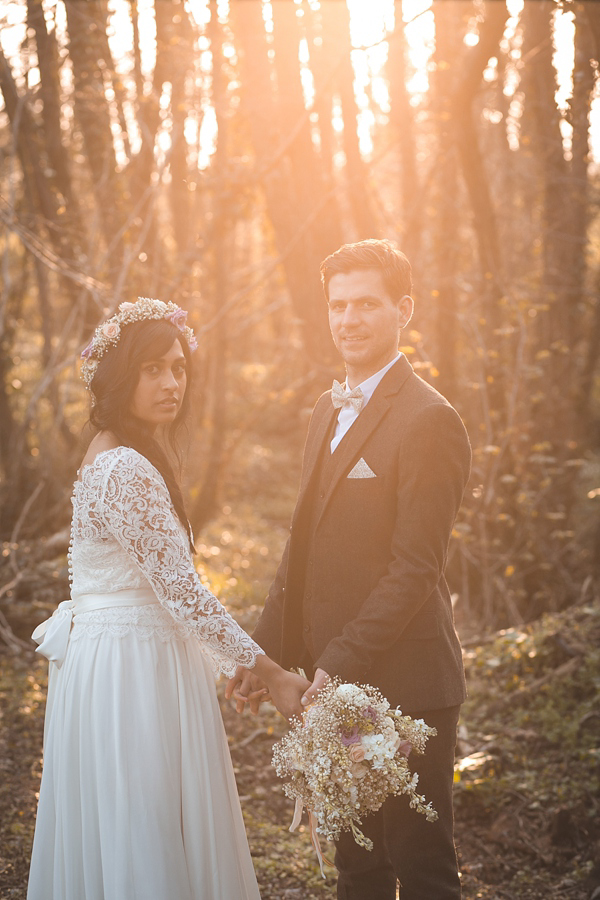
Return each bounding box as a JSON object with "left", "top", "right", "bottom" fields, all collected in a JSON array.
[{"left": 328, "top": 294, "right": 380, "bottom": 305}]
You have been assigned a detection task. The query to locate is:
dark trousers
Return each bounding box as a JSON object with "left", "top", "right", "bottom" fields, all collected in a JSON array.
[{"left": 334, "top": 705, "right": 461, "bottom": 900}]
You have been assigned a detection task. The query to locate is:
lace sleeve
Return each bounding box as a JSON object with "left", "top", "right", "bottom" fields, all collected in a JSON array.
[{"left": 96, "top": 449, "right": 265, "bottom": 677}]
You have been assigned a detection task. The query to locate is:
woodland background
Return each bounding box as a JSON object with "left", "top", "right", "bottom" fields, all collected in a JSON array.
[
  {"left": 1, "top": 0, "right": 599, "bottom": 634},
  {"left": 0, "top": 1, "right": 599, "bottom": 897}
]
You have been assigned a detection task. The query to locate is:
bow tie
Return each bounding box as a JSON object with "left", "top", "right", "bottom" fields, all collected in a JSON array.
[{"left": 331, "top": 380, "right": 364, "bottom": 412}]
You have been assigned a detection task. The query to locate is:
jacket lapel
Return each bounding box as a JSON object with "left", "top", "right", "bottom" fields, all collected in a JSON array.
[
  {"left": 316, "top": 355, "right": 413, "bottom": 527},
  {"left": 295, "top": 397, "right": 338, "bottom": 509}
]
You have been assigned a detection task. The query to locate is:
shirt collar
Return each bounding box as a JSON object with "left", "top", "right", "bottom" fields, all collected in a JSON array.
[{"left": 346, "top": 353, "right": 402, "bottom": 405}]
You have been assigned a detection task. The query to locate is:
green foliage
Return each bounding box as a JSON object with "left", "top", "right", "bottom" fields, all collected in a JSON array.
[{"left": 455, "top": 599, "right": 600, "bottom": 898}]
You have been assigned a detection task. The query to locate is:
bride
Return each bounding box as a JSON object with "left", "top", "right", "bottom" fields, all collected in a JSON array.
[{"left": 27, "top": 298, "right": 309, "bottom": 900}]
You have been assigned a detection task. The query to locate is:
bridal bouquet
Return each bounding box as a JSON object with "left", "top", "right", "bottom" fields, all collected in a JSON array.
[{"left": 272, "top": 680, "right": 437, "bottom": 867}]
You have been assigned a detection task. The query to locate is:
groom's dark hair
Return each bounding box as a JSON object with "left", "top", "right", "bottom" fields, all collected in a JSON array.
[{"left": 320, "top": 239, "right": 412, "bottom": 302}]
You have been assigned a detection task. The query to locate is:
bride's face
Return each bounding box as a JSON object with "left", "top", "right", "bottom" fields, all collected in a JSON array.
[{"left": 129, "top": 338, "right": 187, "bottom": 429}]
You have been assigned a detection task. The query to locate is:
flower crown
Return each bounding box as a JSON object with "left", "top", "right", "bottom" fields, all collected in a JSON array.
[{"left": 80, "top": 297, "right": 198, "bottom": 388}]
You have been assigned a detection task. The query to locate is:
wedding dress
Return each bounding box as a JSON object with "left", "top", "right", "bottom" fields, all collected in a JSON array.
[{"left": 27, "top": 446, "right": 263, "bottom": 900}]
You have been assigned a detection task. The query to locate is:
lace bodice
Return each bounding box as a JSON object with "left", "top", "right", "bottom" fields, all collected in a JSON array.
[{"left": 69, "top": 446, "right": 264, "bottom": 677}]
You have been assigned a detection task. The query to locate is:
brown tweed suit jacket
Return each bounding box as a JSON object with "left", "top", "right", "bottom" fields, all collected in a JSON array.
[{"left": 252, "top": 354, "right": 472, "bottom": 712}]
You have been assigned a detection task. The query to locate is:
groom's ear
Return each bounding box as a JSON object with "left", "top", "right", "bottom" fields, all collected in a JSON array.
[{"left": 397, "top": 294, "right": 414, "bottom": 330}]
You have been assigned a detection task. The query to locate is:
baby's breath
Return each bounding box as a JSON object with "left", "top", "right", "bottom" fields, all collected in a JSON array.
[{"left": 272, "top": 679, "right": 438, "bottom": 851}]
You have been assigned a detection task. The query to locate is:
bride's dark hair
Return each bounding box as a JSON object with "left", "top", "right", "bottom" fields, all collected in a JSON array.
[{"left": 88, "top": 318, "right": 194, "bottom": 548}]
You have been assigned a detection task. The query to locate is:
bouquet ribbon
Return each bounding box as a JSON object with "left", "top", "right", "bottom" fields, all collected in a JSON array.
[{"left": 289, "top": 798, "right": 334, "bottom": 879}]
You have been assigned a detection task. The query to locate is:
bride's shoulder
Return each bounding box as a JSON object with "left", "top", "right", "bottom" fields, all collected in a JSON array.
[
  {"left": 78, "top": 434, "right": 147, "bottom": 480},
  {"left": 78, "top": 431, "right": 119, "bottom": 472},
  {"left": 78, "top": 438, "right": 160, "bottom": 493}
]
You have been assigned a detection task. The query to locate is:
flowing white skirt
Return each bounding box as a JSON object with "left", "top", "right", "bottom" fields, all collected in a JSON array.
[{"left": 27, "top": 604, "right": 261, "bottom": 900}]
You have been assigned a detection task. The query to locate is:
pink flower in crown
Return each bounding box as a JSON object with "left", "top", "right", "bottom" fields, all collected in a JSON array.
[
  {"left": 119, "top": 302, "right": 136, "bottom": 312},
  {"left": 165, "top": 308, "right": 188, "bottom": 330},
  {"left": 102, "top": 322, "right": 120, "bottom": 339},
  {"left": 187, "top": 333, "right": 198, "bottom": 352},
  {"left": 81, "top": 338, "right": 95, "bottom": 359}
]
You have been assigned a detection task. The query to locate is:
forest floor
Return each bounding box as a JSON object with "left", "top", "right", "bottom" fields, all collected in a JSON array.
[
  {"left": 0, "top": 435, "right": 599, "bottom": 898},
  {"left": 0, "top": 588, "right": 598, "bottom": 899}
]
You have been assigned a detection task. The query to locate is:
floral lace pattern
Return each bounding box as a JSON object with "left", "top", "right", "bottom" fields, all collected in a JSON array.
[
  {"left": 70, "top": 447, "right": 264, "bottom": 677},
  {"left": 71, "top": 605, "right": 194, "bottom": 643}
]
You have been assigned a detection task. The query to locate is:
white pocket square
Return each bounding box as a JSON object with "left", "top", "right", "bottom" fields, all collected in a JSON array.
[{"left": 347, "top": 458, "right": 377, "bottom": 479}]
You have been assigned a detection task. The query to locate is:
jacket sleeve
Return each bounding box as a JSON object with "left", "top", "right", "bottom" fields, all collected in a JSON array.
[
  {"left": 97, "top": 451, "right": 265, "bottom": 678},
  {"left": 251, "top": 536, "right": 291, "bottom": 663},
  {"left": 314, "top": 402, "right": 471, "bottom": 683}
]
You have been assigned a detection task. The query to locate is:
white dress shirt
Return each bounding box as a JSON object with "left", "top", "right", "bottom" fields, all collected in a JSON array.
[{"left": 330, "top": 354, "right": 401, "bottom": 453}]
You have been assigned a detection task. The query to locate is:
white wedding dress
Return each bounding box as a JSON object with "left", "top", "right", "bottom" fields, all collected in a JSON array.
[{"left": 28, "top": 446, "right": 263, "bottom": 900}]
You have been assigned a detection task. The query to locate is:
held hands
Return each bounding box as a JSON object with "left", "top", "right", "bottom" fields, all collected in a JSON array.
[
  {"left": 226, "top": 662, "right": 330, "bottom": 720},
  {"left": 227, "top": 661, "right": 310, "bottom": 721},
  {"left": 225, "top": 666, "right": 269, "bottom": 715},
  {"left": 267, "top": 669, "right": 311, "bottom": 721}
]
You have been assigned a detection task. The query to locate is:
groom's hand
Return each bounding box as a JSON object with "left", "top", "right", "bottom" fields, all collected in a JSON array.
[
  {"left": 225, "top": 666, "right": 270, "bottom": 715},
  {"left": 301, "top": 667, "right": 330, "bottom": 707}
]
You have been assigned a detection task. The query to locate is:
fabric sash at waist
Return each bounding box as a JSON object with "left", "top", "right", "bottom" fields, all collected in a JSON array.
[
  {"left": 74, "top": 587, "right": 158, "bottom": 613},
  {"left": 31, "top": 588, "right": 158, "bottom": 668}
]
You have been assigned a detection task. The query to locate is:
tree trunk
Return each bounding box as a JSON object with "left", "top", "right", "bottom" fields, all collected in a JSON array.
[
  {"left": 387, "top": 12, "right": 421, "bottom": 260},
  {"left": 64, "top": 0, "right": 124, "bottom": 250},
  {"left": 317, "top": 0, "right": 380, "bottom": 239},
  {"left": 232, "top": 0, "right": 335, "bottom": 364},
  {"left": 191, "top": 2, "right": 229, "bottom": 532},
  {"left": 26, "top": 0, "right": 77, "bottom": 210},
  {"left": 452, "top": 0, "right": 509, "bottom": 423},
  {"left": 430, "top": 0, "right": 465, "bottom": 403}
]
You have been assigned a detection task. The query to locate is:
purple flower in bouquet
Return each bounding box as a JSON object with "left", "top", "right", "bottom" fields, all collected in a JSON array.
[
  {"left": 340, "top": 725, "right": 361, "bottom": 746},
  {"left": 397, "top": 740, "right": 413, "bottom": 758},
  {"left": 362, "top": 706, "right": 378, "bottom": 724}
]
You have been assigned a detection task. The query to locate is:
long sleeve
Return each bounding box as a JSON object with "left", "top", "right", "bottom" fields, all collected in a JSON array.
[{"left": 96, "top": 450, "right": 264, "bottom": 677}]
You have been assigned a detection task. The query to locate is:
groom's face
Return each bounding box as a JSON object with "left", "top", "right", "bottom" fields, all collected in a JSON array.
[{"left": 327, "top": 268, "right": 408, "bottom": 384}]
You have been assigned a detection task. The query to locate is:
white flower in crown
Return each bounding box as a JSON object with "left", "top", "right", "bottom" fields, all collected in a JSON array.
[
  {"left": 79, "top": 296, "right": 198, "bottom": 388},
  {"left": 102, "top": 322, "right": 120, "bottom": 339}
]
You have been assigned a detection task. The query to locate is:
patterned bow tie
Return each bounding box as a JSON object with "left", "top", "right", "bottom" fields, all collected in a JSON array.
[{"left": 331, "top": 380, "right": 364, "bottom": 412}]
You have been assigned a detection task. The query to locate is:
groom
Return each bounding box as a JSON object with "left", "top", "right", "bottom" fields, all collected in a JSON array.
[{"left": 228, "top": 239, "right": 471, "bottom": 899}]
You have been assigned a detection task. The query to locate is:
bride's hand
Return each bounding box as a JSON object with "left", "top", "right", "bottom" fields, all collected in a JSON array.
[
  {"left": 265, "top": 669, "right": 311, "bottom": 721},
  {"left": 225, "top": 666, "right": 270, "bottom": 715}
]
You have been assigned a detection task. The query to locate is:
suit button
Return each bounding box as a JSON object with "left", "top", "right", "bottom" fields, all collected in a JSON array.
[
  {"left": 303, "top": 624, "right": 311, "bottom": 633},
  {"left": 319, "top": 492, "right": 325, "bottom": 499}
]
